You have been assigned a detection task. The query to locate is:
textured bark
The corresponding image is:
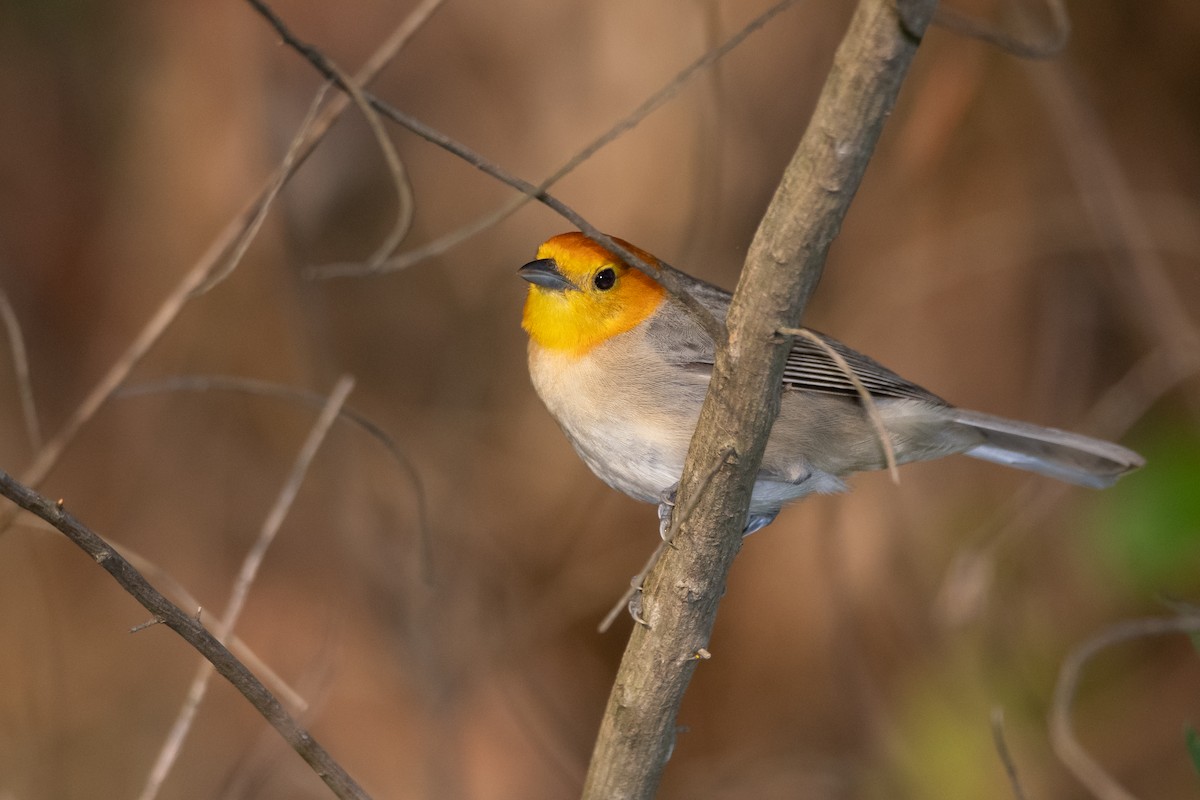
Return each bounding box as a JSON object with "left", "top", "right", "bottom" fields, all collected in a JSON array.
[{"left": 581, "top": 2, "right": 938, "bottom": 798}]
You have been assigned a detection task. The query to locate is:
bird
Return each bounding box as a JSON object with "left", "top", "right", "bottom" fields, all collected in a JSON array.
[{"left": 518, "top": 231, "right": 1144, "bottom": 535}]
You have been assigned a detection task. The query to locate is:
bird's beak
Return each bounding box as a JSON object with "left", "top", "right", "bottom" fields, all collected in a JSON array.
[{"left": 518, "top": 258, "right": 576, "bottom": 292}]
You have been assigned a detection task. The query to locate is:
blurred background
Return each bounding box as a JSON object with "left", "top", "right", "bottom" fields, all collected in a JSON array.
[{"left": 0, "top": 0, "right": 1197, "bottom": 797}]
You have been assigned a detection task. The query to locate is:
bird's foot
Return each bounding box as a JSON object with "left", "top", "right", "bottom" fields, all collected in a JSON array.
[
  {"left": 743, "top": 511, "right": 778, "bottom": 536},
  {"left": 657, "top": 487, "right": 678, "bottom": 542},
  {"left": 627, "top": 582, "right": 649, "bottom": 627}
]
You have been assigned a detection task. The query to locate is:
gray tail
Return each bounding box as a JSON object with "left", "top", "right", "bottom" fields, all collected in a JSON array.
[{"left": 953, "top": 410, "right": 1144, "bottom": 489}]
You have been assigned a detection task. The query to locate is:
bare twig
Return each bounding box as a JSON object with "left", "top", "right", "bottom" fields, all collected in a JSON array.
[
  {"left": 990, "top": 707, "right": 1030, "bottom": 800},
  {"left": 1030, "top": 61, "right": 1200, "bottom": 422},
  {"left": 934, "top": 0, "right": 1070, "bottom": 59},
  {"left": 245, "top": 0, "right": 726, "bottom": 344},
  {"left": 581, "top": 2, "right": 938, "bottom": 797},
  {"left": 663, "top": 446, "right": 738, "bottom": 545},
  {"left": 935, "top": 341, "right": 1197, "bottom": 629},
  {"left": 0, "top": 469, "right": 372, "bottom": 800},
  {"left": 118, "top": 374, "right": 433, "bottom": 582},
  {"left": 191, "top": 81, "right": 333, "bottom": 297},
  {"left": 0, "top": 0, "right": 444, "bottom": 535},
  {"left": 14, "top": 513, "right": 308, "bottom": 709},
  {"left": 597, "top": 446, "right": 736, "bottom": 634},
  {"left": 779, "top": 327, "right": 899, "bottom": 483},
  {"left": 139, "top": 376, "right": 354, "bottom": 800},
  {"left": 0, "top": 279, "right": 41, "bottom": 451},
  {"left": 122, "top": 542, "right": 309, "bottom": 711},
  {"left": 316, "top": 60, "right": 415, "bottom": 272},
  {"left": 1050, "top": 614, "right": 1200, "bottom": 800},
  {"left": 597, "top": 541, "right": 670, "bottom": 636},
  {"left": 313, "top": 0, "right": 801, "bottom": 279}
]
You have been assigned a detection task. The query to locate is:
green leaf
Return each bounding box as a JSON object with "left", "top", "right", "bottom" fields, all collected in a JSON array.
[
  {"left": 1090, "top": 425, "right": 1200, "bottom": 593},
  {"left": 1185, "top": 724, "right": 1200, "bottom": 778}
]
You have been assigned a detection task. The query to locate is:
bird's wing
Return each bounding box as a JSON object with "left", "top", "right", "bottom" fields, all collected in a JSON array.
[
  {"left": 781, "top": 331, "right": 946, "bottom": 404},
  {"left": 654, "top": 264, "right": 944, "bottom": 404}
]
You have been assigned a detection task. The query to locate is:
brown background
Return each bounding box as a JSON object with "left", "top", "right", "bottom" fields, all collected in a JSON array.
[{"left": 0, "top": 0, "right": 1197, "bottom": 798}]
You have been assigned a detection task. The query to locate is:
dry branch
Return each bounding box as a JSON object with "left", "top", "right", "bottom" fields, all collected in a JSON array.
[
  {"left": 0, "top": 469, "right": 373, "bottom": 800},
  {"left": 580, "top": 1, "right": 937, "bottom": 797},
  {"left": 246, "top": 0, "right": 726, "bottom": 343},
  {"left": 119, "top": 374, "right": 433, "bottom": 580},
  {"left": 313, "top": 0, "right": 801, "bottom": 279},
  {"left": 0, "top": 280, "right": 40, "bottom": 451},
  {"left": 138, "top": 376, "right": 355, "bottom": 800},
  {"left": 1050, "top": 614, "right": 1200, "bottom": 800},
  {"left": 0, "top": 0, "right": 445, "bottom": 536}
]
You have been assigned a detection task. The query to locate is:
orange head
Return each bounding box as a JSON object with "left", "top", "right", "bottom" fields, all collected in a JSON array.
[{"left": 519, "top": 232, "right": 667, "bottom": 355}]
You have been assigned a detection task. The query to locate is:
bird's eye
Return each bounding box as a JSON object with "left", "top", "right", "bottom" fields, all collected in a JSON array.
[{"left": 593, "top": 268, "right": 616, "bottom": 291}]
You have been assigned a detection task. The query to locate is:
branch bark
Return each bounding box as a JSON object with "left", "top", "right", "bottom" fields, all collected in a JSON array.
[
  {"left": 0, "top": 471, "right": 373, "bottom": 800},
  {"left": 581, "top": 2, "right": 937, "bottom": 797}
]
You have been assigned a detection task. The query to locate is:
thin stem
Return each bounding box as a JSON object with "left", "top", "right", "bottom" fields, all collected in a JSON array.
[{"left": 0, "top": 468, "right": 373, "bottom": 800}]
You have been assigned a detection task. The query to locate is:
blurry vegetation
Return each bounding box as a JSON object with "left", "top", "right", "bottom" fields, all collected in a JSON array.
[
  {"left": 0, "top": 0, "right": 1197, "bottom": 798},
  {"left": 1091, "top": 421, "right": 1200, "bottom": 595}
]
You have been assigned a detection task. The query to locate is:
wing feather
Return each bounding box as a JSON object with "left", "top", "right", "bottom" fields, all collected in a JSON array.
[
  {"left": 650, "top": 263, "right": 944, "bottom": 405},
  {"left": 781, "top": 333, "right": 946, "bottom": 404}
]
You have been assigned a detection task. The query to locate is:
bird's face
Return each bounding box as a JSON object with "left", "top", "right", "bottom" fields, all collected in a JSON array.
[{"left": 519, "top": 232, "right": 666, "bottom": 355}]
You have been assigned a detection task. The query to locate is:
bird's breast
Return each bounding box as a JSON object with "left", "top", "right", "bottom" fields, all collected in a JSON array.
[{"left": 526, "top": 332, "right": 705, "bottom": 504}]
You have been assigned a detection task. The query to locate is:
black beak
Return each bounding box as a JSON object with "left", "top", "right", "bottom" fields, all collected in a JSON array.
[{"left": 518, "top": 258, "right": 576, "bottom": 291}]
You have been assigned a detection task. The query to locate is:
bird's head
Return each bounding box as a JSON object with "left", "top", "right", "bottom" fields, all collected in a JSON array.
[{"left": 519, "top": 232, "right": 666, "bottom": 355}]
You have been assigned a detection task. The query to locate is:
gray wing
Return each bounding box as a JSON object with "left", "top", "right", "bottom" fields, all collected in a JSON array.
[
  {"left": 654, "top": 263, "right": 945, "bottom": 405},
  {"left": 782, "top": 331, "right": 947, "bottom": 405}
]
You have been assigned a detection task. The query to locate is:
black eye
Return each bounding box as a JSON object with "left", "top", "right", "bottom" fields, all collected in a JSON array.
[{"left": 593, "top": 268, "right": 616, "bottom": 291}]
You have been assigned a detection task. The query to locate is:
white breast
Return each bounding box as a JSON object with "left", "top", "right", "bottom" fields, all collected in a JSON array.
[{"left": 526, "top": 334, "right": 703, "bottom": 504}]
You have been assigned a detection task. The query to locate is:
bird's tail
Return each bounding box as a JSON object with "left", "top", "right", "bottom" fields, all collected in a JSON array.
[{"left": 952, "top": 410, "right": 1144, "bottom": 489}]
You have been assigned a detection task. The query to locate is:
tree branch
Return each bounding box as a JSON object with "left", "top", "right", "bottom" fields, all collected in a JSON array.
[
  {"left": 0, "top": 0, "right": 444, "bottom": 537},
  {"left": 581, "top": 1, "right": 937, "bottom": 797},
  {"left": 1050, "top": 614, "right": 1200, "bottom": 800},
  {"left": 138, "top": 376, "right": 354, "bottom": 800},
  {"left": 0, "top": 470, "right": 373, "bottom": 800}
]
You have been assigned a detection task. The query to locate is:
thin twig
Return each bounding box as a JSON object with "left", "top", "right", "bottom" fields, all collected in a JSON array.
[
  {"left": 0, "top": 0, "right": 444, "bottom": 535},
  {"left": 192, "top": 81, "right": 333, "bottom": 297},
  {"left": 118, "top": 374, "right": 433, "bottom": 583},
  {"left": 318, "top": 60, "right": 415, "bottom": 271},
  {"left": 935, "top": 341, "right": 1196, "bottom": 629},
  {"left": 1050, "top": 614, "right": 1200, "bottom": 800},
  {"left": 934, "top": 0, "right": 1070, "bottom": 59},
  {"left": 245, "top": 0, "right": 726, "bottom": 345},
  {"left": 0, "top": 469, "right": 372, "bottom": 800},
  {"left": 990, "top": 707, "right": 1030, "bottom": 800},
  {"left": 779, "top": 327, "right": 899, "bottom": 483},
  {"left": 313, "top": 0, "right": 801, "bottom": 279},
  {"left": 1030, "top": 61, "right": 1200, "bottom": 423},
  {"left": 597, "top": 446, "right": 736, "bottom": 634},
  {"left": 116, "top": 539, "right": 309, "bottom": 711},
  {"left": 597, "top": 542, "right": 670, "bottom": 635},
  {"left": 0, "top": 279, "right": 41, "bottom": 451},
  {"left": 138, "top": 376, "right": 354, "bottom": 800}
]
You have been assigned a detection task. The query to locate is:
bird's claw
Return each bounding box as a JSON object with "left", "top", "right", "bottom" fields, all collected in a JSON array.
[
  {"left": 627, "top": 584, "right": 649, "bottom": 627},
  {"left": 742, "top": 511, "right": 778, "bottom": 536},
  {"left": 657, "top": 487, "right": 678, "bottom": 542}
]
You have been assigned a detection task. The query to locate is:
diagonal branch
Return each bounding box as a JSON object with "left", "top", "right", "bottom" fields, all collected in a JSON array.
[
  {"left": 581, "top": 1, "right": 938, "bottom": 797},
  {"left": 0, "top": 279, "right": 41, "bottom": 451},
  {"left": 0, "top": 0, "right": 444, "bottom": 536},
  {"left": 138, "top": 376, "right": 354, "bottom": 800},
  {"left": 245, "top": 0, "right": 726, "bottom": 343},
  {"left": 0, "top": 468, "right": 373, "bottom": 800},
  {"left": 311, "top": 0, "right": 801, "bottom": 279}
]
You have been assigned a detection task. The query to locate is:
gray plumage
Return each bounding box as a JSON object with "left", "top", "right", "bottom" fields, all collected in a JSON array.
[{"left": 525, "top": 259, "right": 1144, "bottom": 531}]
